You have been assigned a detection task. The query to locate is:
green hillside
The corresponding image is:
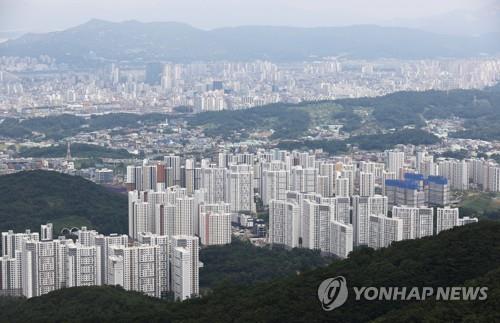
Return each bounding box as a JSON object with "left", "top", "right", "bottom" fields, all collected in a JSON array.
[
  {"left": 189, "top": 85, "right": 500, "bottom": 143},
  {"left": 459, "top": 192, "right": 500, "bottom": 221},
  {"left": 0, "top": 113, "right": 167, "bottom": 140},
  {"left": 0, "top": 171, "right": 127, "bottom": 234},
  {"left": 373, "top": 267, "right": 500, "bottom": 322},
  {"left": 199, "top": 239, "right": 332, "bottom": 290},
  {"left": 18, "top": 143, "right": 133, "bottom": 159},
  {"left": 0, "top": 221, "right": 498, "bottom": 322}
]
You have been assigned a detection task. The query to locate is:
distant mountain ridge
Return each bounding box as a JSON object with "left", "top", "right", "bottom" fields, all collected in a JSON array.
[{"left": 0, "top": 19, "right": 498, "bottom": 64}]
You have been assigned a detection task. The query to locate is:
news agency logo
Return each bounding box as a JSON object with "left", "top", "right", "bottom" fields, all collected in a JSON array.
[
  {"left": 317, "top": 276, "right": 348, "bottom": 311},
  {"left": 318, "top": 276, "right": 488, "bottom": 311}
]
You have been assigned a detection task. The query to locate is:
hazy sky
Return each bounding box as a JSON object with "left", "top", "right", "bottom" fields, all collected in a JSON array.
[{"left": 0, "top": 0, "right": 495, "bottom": 32}]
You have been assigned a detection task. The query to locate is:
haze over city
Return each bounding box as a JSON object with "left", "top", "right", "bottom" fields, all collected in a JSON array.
[{"left": 0, "top": 0, "right": 498, "bottom": 34}]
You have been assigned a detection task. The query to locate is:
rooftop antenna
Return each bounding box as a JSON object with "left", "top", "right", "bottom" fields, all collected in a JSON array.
[{"left": 66, "top": 141, "right": 72, "bottom": 161}]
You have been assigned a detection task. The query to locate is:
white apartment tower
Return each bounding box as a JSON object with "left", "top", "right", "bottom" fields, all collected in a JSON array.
[
  {"left": 2, "top": 230, "right": 39, "bottom": 258},
  {"left": 319, "top": 163, "right": 337, "bottom": 197},
  {"left": 335, "top": 177, "right": 350, "bottom": 197},
  {"left": 0, "top": 253, "right": 22, "bottom": 294},
  {"left": 199, "top": 212, "right": 232, "bottom": 246},
  {"left": 137, "top": 233, "right": 170, "bottom": 294},
  {"left": 172, "top": 247, "right": 193, "bottom": 300},
  {"left": 21, "top": 239, "right": 66, "bottom": 298},
  {"left": 392, "top": 206, "right": 434, "bottom": 240},
  {"left": 129, "top": 198, "right": 149, "bottom": 240},
  {"left": 329, "top": 220, "right": 353, "bottom": 259},
  {"left": 269, "top": 199, "right": 300, "bottom": 248},
  {"left": 368, "top": 215, "right": 403, "bottom": 249},
  {"left": 200, "top": 167, "right": 227, "bottom": 203},
  {"left": 66, "top": 243, "right": 101, "bottom": 287},
  {"left": 359, "top": 171, "right": 375, "bottom": 197},
  {"left": 352, "top": 196, "right": 371, "bottom": 247},
  {"left": 40, "top": 224, "right": 53, "bottom": 241},
  {"left": 436, "top": 207, "right": 460, "bottom": 234},
  {"left": 262, "top": 169, "right": 289, "bottom": 205},
  {"left": 107, "top": 244, "right": 162, "bottom": 298},
  {"left": 386, "top": 151, "right": 405, "bottom": 178},
  {"left": 170, "top": 235, "right": 199, "bottom": 299},
  {"left": 95, "top": 233, "right": 128, "bottom": 285},
  {"left": 227, "top": 165, "right": 256, "bottom": 213},
  {"left": 303, "top": 199, "right": 331, "bottom": 252}
]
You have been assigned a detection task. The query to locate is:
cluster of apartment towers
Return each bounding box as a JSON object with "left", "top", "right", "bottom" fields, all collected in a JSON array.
[
  {"left": 2, "top": 148, "right": 496, "bottom": 300},
  {"left": 127, "top": 150, "right": 486, "bottom": 260},
  {"left": 1, "top": 223, "right": 199, "bottom": 301}
]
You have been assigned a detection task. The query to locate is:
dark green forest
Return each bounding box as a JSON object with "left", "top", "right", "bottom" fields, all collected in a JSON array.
[
  {"left": 0, "top": 222, "right": 498, "bottom": 322},
  {"left": 188, "top": 102, "right": 310, "bottom": 140},
  {"left": 199, "top": 240, "right": 332, "bottom": 290},
  {"left": 277, "top": 129, "right": 440, "bottom": 153},
  {"left": 18, "top": 143, "right": 133, "bottom": 159},
  {"left": 0, "top": 113, "right": 168, "bottom": 140},
  {"left": 336, "top": 85, "right": 500, "bottom": 129},
  {"left": 0, "top": 171, "right": 127, "bottom": 234}
]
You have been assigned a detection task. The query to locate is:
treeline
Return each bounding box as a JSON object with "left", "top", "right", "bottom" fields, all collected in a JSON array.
[
  {"left": 277, "top": 139, "right": 348, "bottom": 154},
  {"left": 18, "top": 143, "right": 133, "bottom": 159},
  {"left": 336, "top": 86, "right": 500, "bottom": 129},
  {"left": 3, "top": 87, "right": 498, "bottom": 142},
  {"left": 350, "top": 128, "right": 440, "bottom": 150},
  {"left": 0, "top": 222, "right": 498, "bottom": 322},
  {"left": 189, "top": 103, "right": 310, "bottom": 139},
  {"left": 277, "top": 129, "right": 440, "bottom": 153},
  {"left": 459, "top": 192, "right": 500, "bottom": 221},
  {"left": 0, "top": 171, "right": 127, "bottom": 234},
  {"left": 450, "top": 121, "right": 500, "bottom": 141},
  {"left": 0, "top": 113, "right": 168, "bottom": 139},
  {"left": 189, "top": 86, "right": 500, "bottom": 141},
  {"left": 330, "top": 109, "right": 363, "bottom": 132},
  {"left": 188, "top": 102, "right": 362, "bottom": 140}
]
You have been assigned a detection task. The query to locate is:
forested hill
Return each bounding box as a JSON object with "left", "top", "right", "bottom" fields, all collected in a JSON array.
[
  {"left": 189, "top": 85, "right": 500, "bottom": 143},
  {"left": 0, "top": 113, "right": 167, "bottom": 140},
  {"left": 0, "top": 171, "right": 127, "bottom": 234},
  {"left": 2, "top": 86, "right": 499, "bottom": 145},
  {"left": 1, "top": 221, "right": 498, "bottom": 322},
  {"left": 18, "top": 143, "right": 133, "bottom": 159}
]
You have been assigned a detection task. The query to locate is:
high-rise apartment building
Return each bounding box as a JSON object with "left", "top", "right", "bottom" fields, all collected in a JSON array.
[
  {"left": 368, "top": 215, "right": 403, "bottom": 249},
  {"left": 199, "top": 212, "right": 232, "bottom": 246},
  {"left": 2, "top": 230, "right": 39, "bottom": 258},
  {"left": 392, "top": 206, "right": 434, "bottom": 240},
  {"left": 170, "top": 235, "right": 199, "bottom": 300},
  {"left": 436, "top": 207, "right": 460, "bottom": 234},
  {"left": 262, "top": 169, "right": 289, "bottom": 205},
  {"left": 66, "top": 243, "right": 101, "bottom": 287},
  {"left": 359, "top": 171, "right": 375, "bottom": 197},
  {"left": 21, "top": 239, "right": 66, "bottom": 298},
  {"left": 269, "top": 199, "right": 300, "bottom": 248},
  {"left": 108, "top": 244, "right": 162, "bottom": 298},
  {"left": 329, "top": 220, "right": 353, "bottom": 259}
]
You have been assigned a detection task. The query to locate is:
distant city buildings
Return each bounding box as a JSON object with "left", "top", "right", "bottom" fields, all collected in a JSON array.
[{"left": 1, "top": 57, "right": 499, "bottom": 116}]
